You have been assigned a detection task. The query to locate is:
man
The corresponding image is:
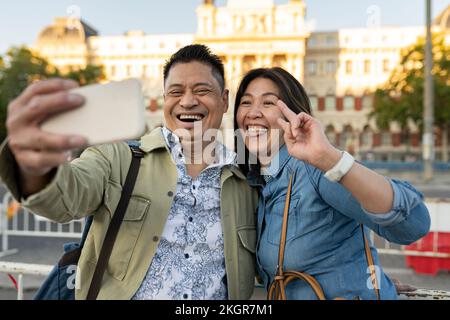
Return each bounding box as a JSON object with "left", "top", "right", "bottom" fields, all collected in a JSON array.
[{"left": 0, "top": 44, "right": 258, "bottom": 300}]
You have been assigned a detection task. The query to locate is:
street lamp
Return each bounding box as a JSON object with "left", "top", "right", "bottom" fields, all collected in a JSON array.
[{"left": 423, "top": 0, "right": 434, "bottom": 181}]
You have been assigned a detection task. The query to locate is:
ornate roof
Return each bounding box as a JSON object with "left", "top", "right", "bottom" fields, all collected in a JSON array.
[{"left": 37, "top": 18, "right": 98, "bottom": 44}]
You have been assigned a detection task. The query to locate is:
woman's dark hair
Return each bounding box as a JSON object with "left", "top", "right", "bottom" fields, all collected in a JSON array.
[{"left": 233, "top": 67, "right": 312, "bottom": 177}]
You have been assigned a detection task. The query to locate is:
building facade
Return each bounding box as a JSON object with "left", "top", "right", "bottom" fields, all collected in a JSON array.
[{"left": 33, "top": 0, "right": 450, "bottom": 161}]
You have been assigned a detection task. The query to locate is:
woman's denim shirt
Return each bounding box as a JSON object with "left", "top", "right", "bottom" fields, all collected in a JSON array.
[{"left": 247, "top": 145, "right": 430, "bottom": 300}]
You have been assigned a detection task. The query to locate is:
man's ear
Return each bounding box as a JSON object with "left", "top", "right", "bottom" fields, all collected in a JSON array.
[{"left": 222, "top": 89, "right": 229, "bottom": 113}]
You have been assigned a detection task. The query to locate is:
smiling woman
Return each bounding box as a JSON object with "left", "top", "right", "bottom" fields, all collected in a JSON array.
[{"left": 233, "top": 67, "right": 430, "bottom": 300}]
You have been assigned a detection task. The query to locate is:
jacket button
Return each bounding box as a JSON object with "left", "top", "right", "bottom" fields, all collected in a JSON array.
[
  {"left": 168, "top": 191, "right": 174, "bottom": 197},
  {"left": 153, "top": 236, "right": 159, "bottom": 242}
]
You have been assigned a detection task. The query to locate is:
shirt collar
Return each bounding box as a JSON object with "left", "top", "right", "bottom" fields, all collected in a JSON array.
[
  {"left": 260, "top": 144, "right": 291, "bottom": 182},
  {"left": 161, "top": 126, "right": 237, "bottom": 168}
]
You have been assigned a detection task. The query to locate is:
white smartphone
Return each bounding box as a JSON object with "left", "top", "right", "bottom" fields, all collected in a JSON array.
[{"left": 40, "top": 78, "right": 147, "bottom": 146}]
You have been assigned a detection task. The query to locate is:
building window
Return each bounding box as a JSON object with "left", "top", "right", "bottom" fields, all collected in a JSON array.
[
  {"left": 362, "top": 95, "right": 373, "bottom": 110},
  {"left": 307, "top": 60, "right": 317, "bottom": 76},
  {"left": 326, "top": 126, "right": 336, "bottom": 145},
  {"left": 325, "top": 60, "right": 336, "bottom": 75},
  {"left": 242, "top": 55, "right": 256, "bottom": 75},
  {"left": 383, "top": 59, "right": 390, "bottom": 73},
  {"left": 343, "top": 96, "right": 355, "bottom": 110},
  {"left": 142, "top": 65, "right": 147, "bottom": 77},
  {"left": 126, "top": 65, "right": 132, "bottom": 77},
  {"left": 325, "top": 96, "right": 336, "bottom": 111},
  {"left": 326, "top": 35, "right": 336, "bottom": 45},
  {"left": 361, "top": 129, "right": 373, "bottom": 147},
  {"left": 381, "top": 131, "right": 392, "bottom": 146},
  {"left": 110, "top": 65, "right": 116, "bottom": 77},
  {"left": 364, "top": 60, "right": 371, "bottom": 74},
  {"left": 340, "top": 129, "right": 353, "bottom": 150},
  {"left": 273, "top": 55, "right": 287, "bottom": 68},
  {"left": 309, "top": 96, "right": 318, "bottom": 111},
  {"left": 346, "top": 61, "right": 352, "bottom": 75}
]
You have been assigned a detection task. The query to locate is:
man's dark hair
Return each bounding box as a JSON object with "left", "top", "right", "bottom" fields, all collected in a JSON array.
[{"left": 163, "top": 44, "right": 225, "bottom": 92}]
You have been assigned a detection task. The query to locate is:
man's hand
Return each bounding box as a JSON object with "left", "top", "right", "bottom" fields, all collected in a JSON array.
[{"left": 6, "top": 78, "right": 87, "bottom": 195}]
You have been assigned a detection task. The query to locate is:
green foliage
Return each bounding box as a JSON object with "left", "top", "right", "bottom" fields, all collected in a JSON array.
[
  {"left": 0, "top": 46, "right": 105, "bottom": 142},
  {"left": 66, "top": 64, "right": 106, "bottom": 86},
  {"left": 370, "top": 34, "right": 450, "bottom": 133}
]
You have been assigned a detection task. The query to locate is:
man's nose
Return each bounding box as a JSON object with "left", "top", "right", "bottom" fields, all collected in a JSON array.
[{"left": 179, "top": 91, "right": 198, "bottom": 108}]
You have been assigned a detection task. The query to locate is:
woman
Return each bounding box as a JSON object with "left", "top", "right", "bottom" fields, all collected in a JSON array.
[{"left": 234, "top": 67, "right": 430, "bottom": 300}]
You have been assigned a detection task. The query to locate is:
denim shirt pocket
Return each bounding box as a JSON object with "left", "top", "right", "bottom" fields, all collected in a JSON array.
[{"left": 267, "top": 197, "right": 300, "bottom": 245}]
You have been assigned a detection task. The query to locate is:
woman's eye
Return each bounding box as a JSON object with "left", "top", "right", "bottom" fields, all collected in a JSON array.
[
  {"left": 263, "top": 101, "right": 275, "bottom": 106},
  {"left": 240, "top": 100, "right": 251, "bottom": 106}
]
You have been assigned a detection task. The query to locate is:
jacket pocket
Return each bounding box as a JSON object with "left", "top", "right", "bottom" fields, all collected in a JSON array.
[
  {"left": 237, "top": 226, "right": 256, "bottom": 253},
  {"left": 104, "top": 183, "right": 151, "bottom": 281}
]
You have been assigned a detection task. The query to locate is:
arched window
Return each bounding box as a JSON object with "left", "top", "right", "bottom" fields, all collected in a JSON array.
[{"left": 325, "top": 125, "right": 337, "bottom": 146}]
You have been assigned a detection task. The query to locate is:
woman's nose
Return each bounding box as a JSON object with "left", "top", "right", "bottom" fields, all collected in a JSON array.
[{"left": 246, "top": 104, "right": 263, "bottom": 119}]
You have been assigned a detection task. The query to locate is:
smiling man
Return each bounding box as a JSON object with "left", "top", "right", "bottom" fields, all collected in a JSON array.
[{"left": 0, "top": 44, "right": 258, "bottom": 300}]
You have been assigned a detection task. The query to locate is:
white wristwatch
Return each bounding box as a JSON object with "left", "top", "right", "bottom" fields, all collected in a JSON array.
[{"left": 324, "top": 151, "right": 355, "bottom": 182}]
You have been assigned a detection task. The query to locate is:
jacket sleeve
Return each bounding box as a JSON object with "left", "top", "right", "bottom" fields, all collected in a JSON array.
[
  {"left": 0, "top": 141, "right": 116, "bottom": 223},
  {"left": 304, "top": 163, "right": 430, "bottom": 245}
]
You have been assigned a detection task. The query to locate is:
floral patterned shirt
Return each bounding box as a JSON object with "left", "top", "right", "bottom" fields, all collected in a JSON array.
[{"left": 132, "top": 127, "right": 237, "bottom": 300}]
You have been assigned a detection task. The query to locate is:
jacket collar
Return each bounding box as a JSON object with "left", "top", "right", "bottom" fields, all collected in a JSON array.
[{"left": 139, "top": 127, "right": 168, "bottom": 153}]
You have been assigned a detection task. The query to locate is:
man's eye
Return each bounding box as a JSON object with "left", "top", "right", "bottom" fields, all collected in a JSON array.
[
  {"left": 168, "top": 91, "right": 182, "bottom": 96},
  {"left": 194, "top": 89, "right": 211, "bottom": 95}
]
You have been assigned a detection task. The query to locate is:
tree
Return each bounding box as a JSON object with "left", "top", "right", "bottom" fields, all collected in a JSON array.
[
  {"left": 370, "top": 33, "right": 450, "bottom": 161},
  {"left": 0, "top": 46, "right": 105, "bottom": 142},
  {"left": 0, "top": 47, "right": 60, "bottom": 142},
  {"left": 66, "top": 64, "right": 106, "bottom": 86}
]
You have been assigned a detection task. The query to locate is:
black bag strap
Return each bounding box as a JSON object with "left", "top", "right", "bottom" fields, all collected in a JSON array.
[{"left": 86, "top": 145, "right": 144, "bottom": 300}]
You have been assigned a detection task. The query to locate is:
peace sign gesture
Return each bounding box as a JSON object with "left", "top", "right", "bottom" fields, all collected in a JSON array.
[{"left": 276, "top": 100, "right": 342, "bottom": 172}]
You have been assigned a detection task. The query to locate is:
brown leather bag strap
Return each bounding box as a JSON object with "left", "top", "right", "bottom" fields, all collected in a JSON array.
[
  {"left": 276, "top": 174, "right": 293, "bottom": 278},
  {"left": 361, "top": 224, "right": 380, "bottom": 300}
]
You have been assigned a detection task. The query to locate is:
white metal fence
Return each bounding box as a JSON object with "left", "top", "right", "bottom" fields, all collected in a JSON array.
[{"left": 0, "top": 192, "right": 84, "bottom": 258}]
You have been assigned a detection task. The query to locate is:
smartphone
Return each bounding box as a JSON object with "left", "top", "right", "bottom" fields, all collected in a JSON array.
[{"left": 40, "top": 78, "right": 147, "bottom": 146}]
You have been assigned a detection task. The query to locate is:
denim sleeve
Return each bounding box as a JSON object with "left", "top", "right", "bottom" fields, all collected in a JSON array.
[{"left": 305, "top": 163, "right": 430, "bottom": 245}]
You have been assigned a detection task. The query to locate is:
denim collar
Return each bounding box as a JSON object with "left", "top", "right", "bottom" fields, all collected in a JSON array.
[
  {"left": 247, "top": 144, "right": 291, "bottom": 186},
  {"left": 260, "top": 144, "right": 291, "bottom": 182}
]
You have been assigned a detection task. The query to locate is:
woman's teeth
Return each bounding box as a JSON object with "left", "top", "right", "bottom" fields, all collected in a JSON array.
[{"left": 247, "top": 126, "right": 268, "bottom": 136}]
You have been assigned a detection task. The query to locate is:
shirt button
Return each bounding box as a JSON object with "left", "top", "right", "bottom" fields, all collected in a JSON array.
[
  {"left": 184, "top": 253, "right": 189, "bottom": 259},
  {"left": 167, "top": 191, "right": 173, "bottom": 197},
  {"left": 183, "top": 294, "right": 188, "bottom": 299},
  {"left": 188, "top": 217, "right": 193, "bottom": 222},
  {"left": 152, "top": 236, "right": 159, "bottom": 242}
]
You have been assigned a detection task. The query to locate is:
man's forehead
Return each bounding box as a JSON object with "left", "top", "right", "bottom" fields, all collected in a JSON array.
[{"left": 165, "top": 62, "right": 219, "bottom": 86}]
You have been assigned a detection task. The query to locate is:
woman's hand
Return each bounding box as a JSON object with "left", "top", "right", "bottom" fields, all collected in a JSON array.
[{"left": 276, "top": 100, "right": 342, "bottom": 172}]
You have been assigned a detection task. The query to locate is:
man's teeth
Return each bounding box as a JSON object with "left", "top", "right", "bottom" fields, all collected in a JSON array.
[{"left": 179, "top": 114, "right": 203, "bottom": 121}]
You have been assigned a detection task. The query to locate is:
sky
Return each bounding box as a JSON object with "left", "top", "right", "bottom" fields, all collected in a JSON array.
[{"left": 0, "top": 0, "right": 449, "bottom": 55}]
